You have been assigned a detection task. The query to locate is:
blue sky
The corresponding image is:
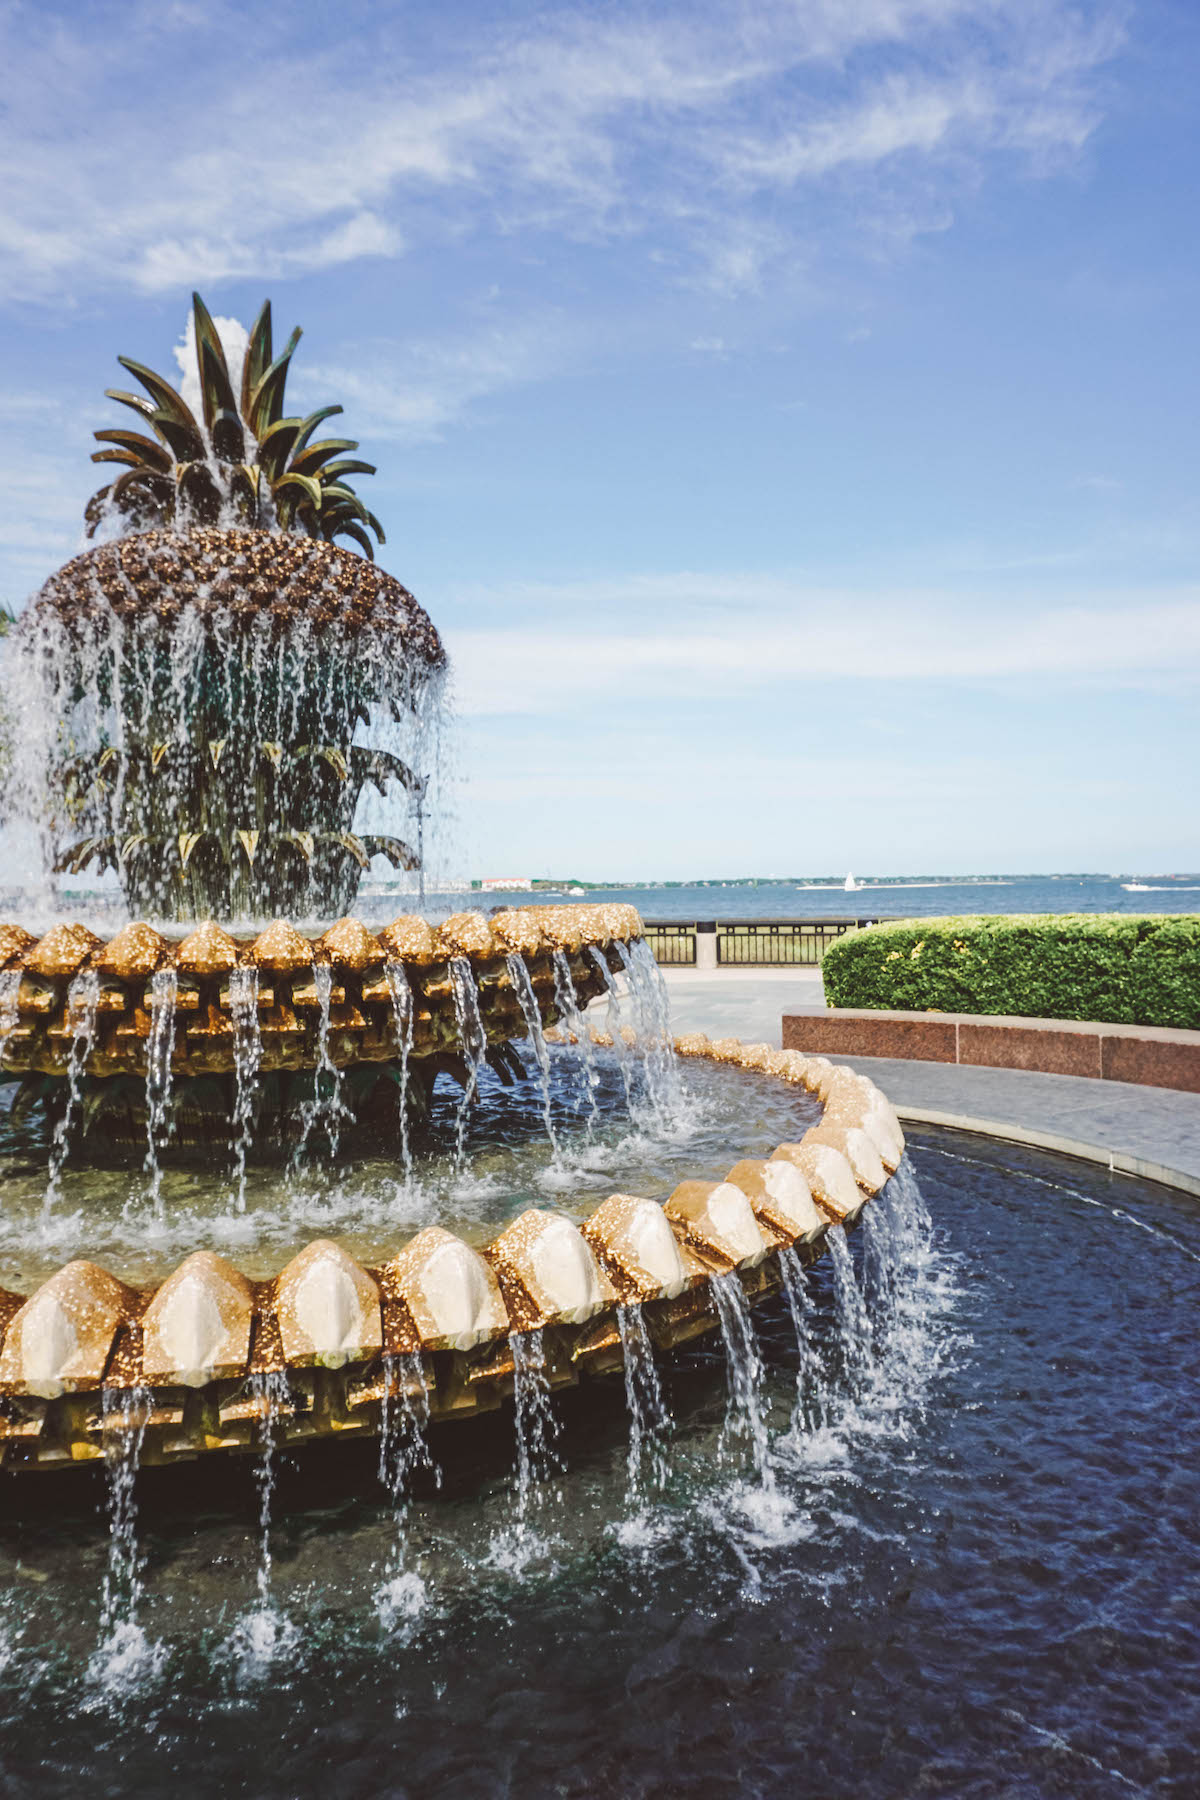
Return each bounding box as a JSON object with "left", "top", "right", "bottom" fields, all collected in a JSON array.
[{"left": 1, "top": 0, "right": 1197, "bottom": 880}]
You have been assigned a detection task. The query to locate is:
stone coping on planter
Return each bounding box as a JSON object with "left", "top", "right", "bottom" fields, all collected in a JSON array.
[
  {"left": 782, "top": 1006, "right": 1200, "bottom": 1094},
  {"left": 0, "top": 1042, "right": 903, "bottom": 1472}
]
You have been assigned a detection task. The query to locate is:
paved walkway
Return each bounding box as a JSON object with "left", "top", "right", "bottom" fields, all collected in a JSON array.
[{"left": 653, "top": 967, "right": 1200, "bottom": 1199}]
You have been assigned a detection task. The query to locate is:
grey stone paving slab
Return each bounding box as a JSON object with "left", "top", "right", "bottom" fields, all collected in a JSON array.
[{"left": 647, "top": 969, "right": 1200, "bottom": 1198}]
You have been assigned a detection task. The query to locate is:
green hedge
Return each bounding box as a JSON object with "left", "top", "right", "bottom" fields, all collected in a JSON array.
[{"left": 820, "top": 914, "right": 1200, "bottom": 1030}]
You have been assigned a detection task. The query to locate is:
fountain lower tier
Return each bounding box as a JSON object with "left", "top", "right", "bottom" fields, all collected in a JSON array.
[
  {"left": 0, "top": 1045, "right": 905, "bottom": 1472},
  {"left": 0, "top": 903, "right": 642, "bottom": 1148}
]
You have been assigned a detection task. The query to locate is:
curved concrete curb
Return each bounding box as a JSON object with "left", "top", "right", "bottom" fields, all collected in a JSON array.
[{"left": 892, "top": 1105, "right": 1200, "bottom": 1201}]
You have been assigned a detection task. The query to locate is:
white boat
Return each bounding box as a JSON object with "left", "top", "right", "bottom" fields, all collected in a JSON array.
[
  {"left": 1122, "top": 882, "right": 1151, "bottom": 891},
  {"left": 844, "top": 872, "right": 858, "bottom": 892}
]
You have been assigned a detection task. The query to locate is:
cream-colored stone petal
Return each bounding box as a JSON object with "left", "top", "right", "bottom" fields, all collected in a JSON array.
[
  {"left": 0, "top": 1260, "right": 128, "bottom": 1398},
  {"left": 386, "top": 1227, "right": 509, "bottom": 1351},
  {"left": 276, "top": 1240, "right": 382, "bottom": 1369},
  {"left": 141, "top": 1251, "right": 254, "bottom": 1386},
  {"left": 487, "top": 1209, "right": 616, "bottom": 1328},
  {"left": 806, "top": 1122, "right": 887, "bottom": 1194},
  {"left": 665, "top": 1180, "right": 769, "bottom": 1269},
  {"left": 771, "top": 1141, "right": 864, "bottom": 1222},
  {"left": 583, "top": 1194, "right": 692, "bottom": 1300},
  {"left": 724, "top": 1158, "right": 825, "bottom": 1244}
]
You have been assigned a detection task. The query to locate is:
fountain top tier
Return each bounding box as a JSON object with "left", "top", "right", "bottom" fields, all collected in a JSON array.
[{"left": 0, "top": 902, "right": 644, "bottom": 1088}]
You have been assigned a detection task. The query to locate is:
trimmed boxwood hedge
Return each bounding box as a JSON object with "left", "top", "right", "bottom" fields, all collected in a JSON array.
[{"left": 820, "top": 914, "right": 1200, "bottom": 1030}]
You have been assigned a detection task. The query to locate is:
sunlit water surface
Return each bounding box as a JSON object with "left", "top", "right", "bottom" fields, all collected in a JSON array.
[{"left": 0, "top": 1055, "right": 1197, "bottom": 1799}]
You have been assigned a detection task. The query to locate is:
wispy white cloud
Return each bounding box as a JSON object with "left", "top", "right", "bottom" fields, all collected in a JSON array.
[
  {"left": 444, "top": 578, "right": 1200, "bottom": 714},
  {"left": 0, "top": 0, "right": 1122, "bottom": 301}
]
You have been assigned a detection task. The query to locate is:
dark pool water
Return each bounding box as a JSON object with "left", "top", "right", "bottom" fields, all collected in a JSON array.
[{"left": 1, "top": 1125, "right": 1198, "bottom": 1799}]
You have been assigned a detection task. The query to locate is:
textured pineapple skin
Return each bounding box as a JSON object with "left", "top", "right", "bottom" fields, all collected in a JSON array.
[{"left": 19, "top": 528, "right": 445, "bottom": 922}]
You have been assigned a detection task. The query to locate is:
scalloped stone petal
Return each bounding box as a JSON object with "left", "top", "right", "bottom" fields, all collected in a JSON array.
[
  {"left": 772, "top": 1140, "right": 864, "bottom": 1221},
  {"left": 487, "top": 1209, "right": 616, "bottom": 1328},
  {"left": 0, "top": 1260, "right": 129, "bottom": 1398},
  {"left": 141, "top": 1251, "right": 255, "bottom": 1387},
  {"left": 24, "top": 923, "right": 103, "bottom": 980},
  {"left": 665, "top": 1180, "right": 770, "bottom": 1269},
  {"left": 276, "top": 1240, "right": 382, "bottom": 1369},
  {"left": 582, "top": 1194, "right": 694, "bottom": 1300},
  {"left": 384, "top": 1227, "right": 509, "bottom": 1352},
  {"left": 175, "top": 920, "right": 240, "bottom": 976}
]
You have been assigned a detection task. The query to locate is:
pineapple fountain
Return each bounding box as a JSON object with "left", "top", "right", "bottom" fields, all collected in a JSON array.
[{"left": 0, "top": 296, "right": 909, "bottom": 1497}]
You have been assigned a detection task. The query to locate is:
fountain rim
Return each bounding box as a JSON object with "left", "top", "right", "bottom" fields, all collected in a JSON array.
[{"left": 0, "top": 1039, "right": 903, "bottom": 1467}]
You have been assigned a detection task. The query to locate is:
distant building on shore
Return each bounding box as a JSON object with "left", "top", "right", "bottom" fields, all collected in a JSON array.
[{"left": 478, "top": 876, "right": 534, "bottom": 892}]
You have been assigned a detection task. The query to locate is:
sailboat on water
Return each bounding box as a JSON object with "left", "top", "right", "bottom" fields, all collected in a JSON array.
[{"left": 844, "top": 872, "right": 858, "bottom": 892}]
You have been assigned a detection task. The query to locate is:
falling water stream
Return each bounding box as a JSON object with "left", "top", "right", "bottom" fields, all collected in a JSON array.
[
  {"left": 0, "top": 967, "right": 20, "bottom": 1065},
  {"left": 44, "top": 968, "right": 100, "bottom": 1217},
  {"left": 384, "top": 960, "right": 415, "bottom": 1181},
  {"left": 448, "top": 957, "right": 488, "bottom": 1170},
  {"left": 375, "top": 1352, "right": 436, "bottom": 1633},
  {"left": 506, "top": 953, "right": 562, "bottom": 1160},
  {"left": 142, "top": 968, "right": 177, "bottom": 1218},
  {"left": 228, "top": 965, "right": 261, "bottom": 1211},
  {"left": 551, "top": 950, "right": 600, "bottom": 1136}
]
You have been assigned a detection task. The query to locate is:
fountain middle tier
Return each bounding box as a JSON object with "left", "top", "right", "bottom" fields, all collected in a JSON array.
[
  {"left": 0, "top": 1046, "right": 906, "bottom": 1473},
  {"left": 0, "top": 902, "right": 642, "bottom": 1157}
]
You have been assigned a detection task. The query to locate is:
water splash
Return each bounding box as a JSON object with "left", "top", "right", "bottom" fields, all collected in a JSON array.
[
  {"left": 551, "top": 950, "right": 599, "bottom": 1137},
  {"left": 616, "top": 1305, "right": 670, "bottom": 1502},
  {"left": 506, "top": 952, "right": 562, "bottom": 1159},
  {"left": 229, "top": 965, "right": 261, "bottom": 1211},
  {"left": 449, "top": 957, "right": 487, "bottom": 1167},
  {"left": 44, "top": 968, "right": 100, "bottom": 1217},
  {"left": 143, "top": 967, "right": 177, "bottom": 1219},
  {"left": 614, "top": 937, "right": 682, "bottom": 1124},
  {"left": 86, "top": 1386, "right": 165, "bottom": 1700},
  {"left": 588, "top": 946, "right": 636, "bottom": 1115},
  {"left": 375, "top": 1351, "right": 436, "bottom": 1634},
  {"left": 385, "top": 960, "right": 415, "bottom": 1182}
]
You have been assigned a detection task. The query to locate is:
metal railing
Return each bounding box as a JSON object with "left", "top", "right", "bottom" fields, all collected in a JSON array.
[
  {"left": 641, "top": 922, "right": 697, "bottom": 965},
  {"left": 643, "top": 918, "right": 884, "bottom": 969}
]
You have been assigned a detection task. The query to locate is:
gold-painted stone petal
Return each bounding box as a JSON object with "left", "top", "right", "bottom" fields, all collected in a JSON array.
[
  {"left": 275, "top": 1239, "right": 382, "bottom": 1369},
  {"left": 383, "top": 1226, "right": 508, "bottom": 1352},
  {"left": 316, "top": 916, "right": 382, "bottom": 973},
  {"left": 664, "top": 1179, "right": 770, "bottom": 1269},
  {"left": 599, "top": 903, "right": 643, "bottom": 941},
  {"left": 0, "top": 1260, "right": 130, "bottom": 1398},
  {"left": 94, "top": 920, "right": 169, "bottom": 982},
  {"left": 489, "top": 909, "right": 545, "bottom": 958},
  {"left": 530, "top": 906, "right": 585, "bottom": 954},
  {"left": 437, "top": 911, "right": 499, "bottom": 960},
  {"left": 251, "top": 918, "right": 314, "bottom": 974},
  {"left": 175, "top": 920, "right": 240, "bottom": 976},
  {"left": 723, "top": 1158, "right": 826, "bottom": 1245},
  {"left": 0, "top": 923, "right": 37, "bottom": 970},
  {"left": 141, "top": 1251, "right": 255, "bottom": 1387},
  {"left": 581, "top": 1194, "right": 695, "bottom": 1300},
  {"left": 485, "top": 1208, "right": 616, "bottom": 1329},
  {"left": 771, "top": 1140, "right": 864, "bottom": 1222},
  {"left": 805, "top": 1121, "right": 888, "bottom": 1194},
  {"left": 378, "top": 914, "right": 439, "bottom": 966},
  {"left": 23, "top": 922, "right": 104, "bottom": 980}
]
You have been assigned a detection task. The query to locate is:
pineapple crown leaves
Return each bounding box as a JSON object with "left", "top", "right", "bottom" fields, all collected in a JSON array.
[{"left": 86, "top": 292, "right": 384, "bottom": 558}]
